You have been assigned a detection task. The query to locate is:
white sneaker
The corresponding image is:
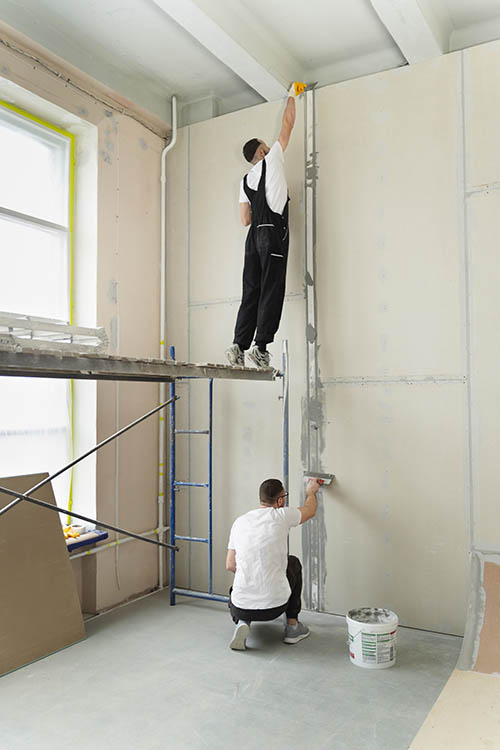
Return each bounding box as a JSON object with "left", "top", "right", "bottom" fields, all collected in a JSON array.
[
  {"left": 225, "top": 344, "right": 245, "bottom": 367},
  {"left": 230, "top": 621, "right": 250, "bottom": 650},
  {"left": 247, "top": 345, "right": 271, "bottom": 369}
]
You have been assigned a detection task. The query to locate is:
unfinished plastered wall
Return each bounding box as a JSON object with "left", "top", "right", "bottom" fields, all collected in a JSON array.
[
  {"left": 166, "top": 101, "right": 306, "bottom": 595},
  {"left": 0, "top": 23, "right": 168, "bottom": 612},
  {"left": 454, "top": 39, "right": 500, "bottom": 668},
  {"left": 316, "top": 53, "right": 468, "bottom": 633},
  {"left": 168, "top": 40, "right": 500, "bottom": 635}
]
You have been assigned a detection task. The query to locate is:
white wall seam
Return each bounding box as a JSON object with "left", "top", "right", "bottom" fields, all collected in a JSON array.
[
  {"left": 113, "top": 120, "right": 121, "bottom": 590},
  {"left": 472, "top": 546, "right": 500, "bottom": 556},
  {"left": 187, "top": 124, "right": 193, "bottom": 587},
  {"left": 187, "top": 291, "right": 305, "bottom": 308},
  {"left": 458, "top": 50, "right": 475, "bottom": 553},
  {"left": 466, "top": 181, "right": 500, "bottom": 195},
  {"left": 322, "top": 375, "right": 466, "bottom": 386}
]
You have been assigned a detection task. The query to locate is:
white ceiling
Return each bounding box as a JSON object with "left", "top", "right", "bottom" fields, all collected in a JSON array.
[{"left": 0, "top": 0, "right": 499, "bottom": 125}]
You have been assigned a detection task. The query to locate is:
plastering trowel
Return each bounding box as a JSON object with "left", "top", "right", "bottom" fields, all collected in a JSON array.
[{"left": 304, "top": 471, "right": 334, "bottom": 486}]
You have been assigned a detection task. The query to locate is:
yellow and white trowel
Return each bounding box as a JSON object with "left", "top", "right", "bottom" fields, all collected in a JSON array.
[
  {"left": 289, "top": 81, "right": 308, "bottom": 97},
  {"left": 303, "top": 471, "right": 334, "bottom": 486}
]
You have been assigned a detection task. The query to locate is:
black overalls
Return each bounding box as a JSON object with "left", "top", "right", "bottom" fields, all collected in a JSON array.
[{"left": 233, "top": 157, "right": 289, "bottom": 351}]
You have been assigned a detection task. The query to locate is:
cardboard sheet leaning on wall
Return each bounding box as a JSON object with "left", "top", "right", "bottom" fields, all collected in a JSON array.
[{"left": 0, "top": 473, "right": 86, "bottom": 676}]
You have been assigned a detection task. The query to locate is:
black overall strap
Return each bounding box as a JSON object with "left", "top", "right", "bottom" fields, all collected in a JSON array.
[
  {"left": 243, "top": 174, "right": 256, "bottom": 203},
  {"left": 243, "top": 158, "right": 289, "bottom": 230}
]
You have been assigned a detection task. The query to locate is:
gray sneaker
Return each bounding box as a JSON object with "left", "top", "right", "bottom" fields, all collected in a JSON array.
[
  {"left": 230, "top": 621, "right": 250, "bottom": 650},
  {"left": 284, "top": 621, "right": 310, "bottom": 644},
  {"left": 226, "top": 344, "right": 245, "bottom": 367},
  {"left": 247, "top": 345, "right": 271, "bottom": 369}
]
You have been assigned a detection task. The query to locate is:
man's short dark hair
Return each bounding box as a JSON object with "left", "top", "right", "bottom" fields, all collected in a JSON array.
[
  {"left": 259, "top": 478, "right": 284, "bottom": 506},
  {"left": 243, "top": 138, "right": 260, "bottom": 163}
]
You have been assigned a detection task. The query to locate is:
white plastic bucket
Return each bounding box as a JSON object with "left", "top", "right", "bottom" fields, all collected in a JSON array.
[{"left": 346, "top": 607, "right": 398, "bottom": 669}]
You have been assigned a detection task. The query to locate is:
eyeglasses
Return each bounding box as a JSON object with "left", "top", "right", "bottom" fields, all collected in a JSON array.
[{"left": 278, "top": 492, "right": 289, "bottom": 500}]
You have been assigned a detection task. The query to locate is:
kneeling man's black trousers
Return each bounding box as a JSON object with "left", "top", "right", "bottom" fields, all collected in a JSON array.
[{"left": 229, "top": 555, "right": 302, "bottom": 624}]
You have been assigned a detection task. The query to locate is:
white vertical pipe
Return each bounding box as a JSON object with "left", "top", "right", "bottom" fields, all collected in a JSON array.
[{"left": 158, "top": 96, "right": 177, "bottom": 589}]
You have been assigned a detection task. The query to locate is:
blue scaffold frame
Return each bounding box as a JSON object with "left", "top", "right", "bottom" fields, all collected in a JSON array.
[{"left": 169, "top": 340, "right": 289, "bottom": 605}]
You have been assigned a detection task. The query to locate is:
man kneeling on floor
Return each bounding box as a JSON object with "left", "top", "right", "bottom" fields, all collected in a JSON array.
[{"left": 226, "top": 477, "right": 321, "bottom": 650}]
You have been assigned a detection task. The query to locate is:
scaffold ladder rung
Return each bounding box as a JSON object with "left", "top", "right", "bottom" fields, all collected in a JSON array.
[
  {"left": 175, "top": 535, "right": 208, "bottom": 543},
  {"left": 174, "top": 481, "right": 209, "bottom": 488},
  {"left": 175, "top": 429, "right": 209, "bottom": 435},
  {"left": 173, "top": 588, "right": 229, "bottom": 603}
]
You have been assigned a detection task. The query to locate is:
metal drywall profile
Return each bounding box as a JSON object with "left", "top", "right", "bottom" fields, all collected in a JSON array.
[{"left": 302, "top": 85, "right": 327, "bottom": 612}]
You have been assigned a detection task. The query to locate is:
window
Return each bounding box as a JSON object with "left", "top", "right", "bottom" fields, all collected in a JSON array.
[{"left": 0, "top": 101, "right": 75, "bottom": 507}]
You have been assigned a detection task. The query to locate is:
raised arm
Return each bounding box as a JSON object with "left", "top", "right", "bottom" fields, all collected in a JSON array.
[
  {"left": 298, "top": 478, "right": 321, "bottom": 524},
  {"left": 278, "top": 96, "right": 296, "bottom": 152}
]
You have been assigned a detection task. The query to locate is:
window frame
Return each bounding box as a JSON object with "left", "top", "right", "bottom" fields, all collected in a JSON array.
[
  {"left": 0, "top": 99, "right": 76, "bottom": 514},
  {"left": 0, "top": 99, "right": 75, "bottom": 323}
]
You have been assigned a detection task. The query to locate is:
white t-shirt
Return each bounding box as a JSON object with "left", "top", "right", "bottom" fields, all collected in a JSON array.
[
  {"left": 239, "top": 141, "right": 288, "bottom": 216},
  {"left": 228, "top": 506, "right": 302, "bottom": 609}
]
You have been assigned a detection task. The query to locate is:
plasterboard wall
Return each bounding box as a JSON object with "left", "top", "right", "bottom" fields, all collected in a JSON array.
[
  {"left": 315, "top": 54, "right": 468, "bottom": 634},
  {"left": 166, "top": 101, "right": 306, "bottom": 596},
  {"left": 464, "top": 42, "right": 500, "bottom": 551},
  {"left": 167, "top": 40, "right": 500, "bottom": 635},
  {"left": 0, "top": 28, "right": 166, "bottom": 612}
]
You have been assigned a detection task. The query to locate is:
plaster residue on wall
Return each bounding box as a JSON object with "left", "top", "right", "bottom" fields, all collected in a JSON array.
[{"left": 300, "top": 382, "right": 328, "bottom": 611}]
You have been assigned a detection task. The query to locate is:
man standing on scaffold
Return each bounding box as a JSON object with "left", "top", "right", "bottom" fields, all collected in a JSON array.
[{"left": 226, "top": 82, "right": 306, "bottom": 369}]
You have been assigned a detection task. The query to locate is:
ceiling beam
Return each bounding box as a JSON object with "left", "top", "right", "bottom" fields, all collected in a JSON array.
[
  {"left": 369, "top": 0, "right": 449, "bottom": 65},
  {"left": 151, "top": 0, "right": 301, "bottom": 101}
]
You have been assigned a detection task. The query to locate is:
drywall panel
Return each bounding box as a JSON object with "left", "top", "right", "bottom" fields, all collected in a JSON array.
[
  {"left": 112, "top": 116, "right": 162, "bottom": 359},
  {"left": 409, "top": 670, "right": 500, "bottom": 749},
  {"left": 468, "top": 191, "right": 500, "bottom": 546},
  {"left": 94, "top": 112, "right": 165, "bottom": 611},
  {"left": 166, "top": 48, "right": 500, "bottom": 633},
  {"left": 188, "top": 98, "right": 305, "bottom": 305},
  {"left": 464, "top": 39, "right": 500, "bottom": 189},
  {"left": 166, "top": 113, "right": 306, "bottom": 597},
  {"left": 178, "top": 296, "right": 306, "bottom": 596},
  {"left": 322, "top": 381, "right": 468, "bottom": 634},
  {"left": 316, "top": 55, "right": 462, "bottom": 378}
]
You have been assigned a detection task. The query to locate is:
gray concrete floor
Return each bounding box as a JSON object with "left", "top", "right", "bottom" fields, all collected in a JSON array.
[{"left": 0, "top": 590, "right": 461, "bottom": 750}]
